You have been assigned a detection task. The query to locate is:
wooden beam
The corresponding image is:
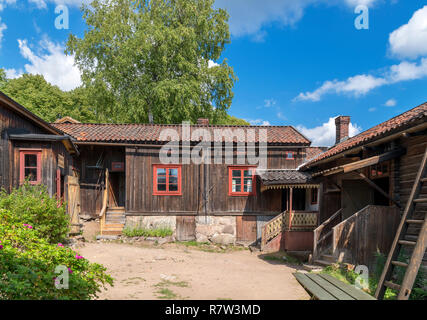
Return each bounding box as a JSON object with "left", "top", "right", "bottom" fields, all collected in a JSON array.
[{"left": 357, "top": 171, "right": 401, "bottom": 208}]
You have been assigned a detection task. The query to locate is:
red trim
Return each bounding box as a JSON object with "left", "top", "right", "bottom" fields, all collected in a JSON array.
[
  {"left": 19, "top": 150, "right": 42, "bottom": 185},
  {"left": 153, "top": 164, "right": 182, "bottom": 196},
  {"left": 285, "top": 151, "right": 295, "bottom": 160},
  {"left": 228, "top": 166, "right": 257, "bottom": 196}
]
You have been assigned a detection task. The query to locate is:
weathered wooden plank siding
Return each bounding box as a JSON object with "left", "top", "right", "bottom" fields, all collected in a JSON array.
[
  {"left": 332, "top": 205, "right": 400, "bottom": 268},
  {"left": 0, "top": 101, "right": 45, "bottom": 192},
  {"left": 124, "top": 145, "right": 301, "bottom": 216}
]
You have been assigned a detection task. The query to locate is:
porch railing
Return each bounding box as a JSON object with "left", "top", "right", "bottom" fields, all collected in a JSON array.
[
  {"left": 312, "top": 208, "right": 342, "bottom": 261},
  {"left": 261, "top": 211, "right": 318, "bottom": 250}
]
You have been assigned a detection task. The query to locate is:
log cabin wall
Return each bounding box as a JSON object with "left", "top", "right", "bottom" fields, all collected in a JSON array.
[
  {"left": 0, "top": 101, "right": 44, "bottom": 192},
  {"left": 125, "top": 145, "right": 305, "bottom": 216},
  {"left": 0, "top": 100, "right": 73, "bottom": 195},
  {"left": 10, "top": 140, "right": 72, "bottom": 196},
  {"left": 77, "top": 145, "right": 125, "bottom": 217}
]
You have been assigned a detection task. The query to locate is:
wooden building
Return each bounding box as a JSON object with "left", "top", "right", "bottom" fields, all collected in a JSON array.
[{"left": 298, "top": 103, "right": 427, "bottom": 268}]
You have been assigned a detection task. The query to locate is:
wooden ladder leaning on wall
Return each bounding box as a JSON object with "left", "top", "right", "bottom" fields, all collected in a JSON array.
[{"left": 375, "top": 146, "right": 427, "bottom": 300}]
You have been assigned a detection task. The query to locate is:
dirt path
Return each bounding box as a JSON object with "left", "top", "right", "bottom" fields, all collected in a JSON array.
[{"left": 79, "top": 242, "right": 310, "bottom": 300}]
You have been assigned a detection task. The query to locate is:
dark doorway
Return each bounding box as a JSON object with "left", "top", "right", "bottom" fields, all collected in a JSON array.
[
  {"left": 282, "top": 188, "right": 306, "bottom": 211},
  {"left": 109, "top": 172, "right": 125, "bottom": 207},
  {"left": 341, "top": 179, "right": 373, "bottom": 220},
  {"left": 373, "top": 177, "right": 390, "bottom": 206}
]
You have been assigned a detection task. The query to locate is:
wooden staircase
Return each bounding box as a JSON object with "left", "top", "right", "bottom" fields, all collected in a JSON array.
[
  {"left": 375, "top": 146, "right": 427, "bottom": 300},
  {"left": 103, "top": 207, "right": 126, "bottom": 235}
]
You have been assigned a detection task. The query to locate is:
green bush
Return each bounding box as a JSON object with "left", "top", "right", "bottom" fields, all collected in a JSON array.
[
  {"left": 0, "top": 209, "right": 113, "bottom": 299},
  {"left": 0, "top": 183, "right": 69, "bottom": 243},
  {"left": 122, "top": 227, "right": 173, "bottom": 238}
]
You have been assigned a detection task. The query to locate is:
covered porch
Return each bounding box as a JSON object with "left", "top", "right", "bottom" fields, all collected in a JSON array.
[{"left": 257, "top": 169, "right": 320, "bottom": 252}]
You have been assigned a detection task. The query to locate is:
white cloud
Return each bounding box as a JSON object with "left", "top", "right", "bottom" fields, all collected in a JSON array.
[
  {"left": 0, "top": 0, "right": 16, "bottom": 11},
  {"left": 295, "top": 74, "right": 387, "bottom": 102},
  {"left": 384, "top": 98, "right": 397, "bottom": 107},
  {"left": 17, "top": 38, "right": 81, "bottom": 91},
  {"left": 29, "top": 0, "right": 47, "bottom": 9},
  {"left": 215, "top": 0, "right": 381, "bottom": 39},
  {"left": 264, "top": 98, "right": 276, "bottom": 108},
  {"left": 369, "top": 107, "right": 376, "bottom": 112},
  {"left": 208, "top": 60, "right": 219, "bottom": 68},
  {"left": 295, "top": 58, "right": 427, "bottom": 102},
  {"left": 344, "top": 0, "right": 380, "bottom": 7},
  {"left": 4, "top": 68, "right": 22, "bottom": 79},
  {"left": 215, "top": 0, "right": 314, "bottom": 39},
  {"left": 247, "top": 119, "right": 271, "bottom": 126},
  {"left": 0, "top": 17, "right": 6, "bottom": 47},
  {"left": 389, "top": 6, "right": 427, "bottom": 59},
  {"left": 297, "top": 117, "right": 362, "bottom": 147}
]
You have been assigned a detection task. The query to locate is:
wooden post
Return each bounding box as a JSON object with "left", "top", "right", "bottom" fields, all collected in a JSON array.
[{"left": 289, "top": 187, "right": 293, "bottom": 230}]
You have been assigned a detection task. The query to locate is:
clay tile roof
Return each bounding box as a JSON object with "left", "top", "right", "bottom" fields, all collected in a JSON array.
[
  {"left": 303, "top": 102, "right": 427, "bottom": 168},
  {"left": 258, "top": 169, "right": 313, "bottom": 185},
  {"left": 50, "top": 123, "right": 311, "bottom": 145}
]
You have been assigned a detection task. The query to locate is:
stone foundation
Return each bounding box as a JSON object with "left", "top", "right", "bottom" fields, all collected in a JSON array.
[
  {"left": 125, "top": 215, "right": 238, "bottom": 245},
  {"left": 195, "top": 216, "right": 236, "bottom": 245},
  {"left": 125, "top": 216, "right": 177, "bottom": 231}
]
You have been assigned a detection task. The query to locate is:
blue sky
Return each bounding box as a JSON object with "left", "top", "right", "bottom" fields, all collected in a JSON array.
[{"left": 1, "top": 0, "right": 427, "bottom": 146}]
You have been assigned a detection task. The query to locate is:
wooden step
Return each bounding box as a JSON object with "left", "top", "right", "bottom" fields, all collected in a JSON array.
[
  {"left": 314, "top": 259, "right": 332, "bottom": 267},
  {"left": 104, "top": 223, "right": 124, "bottom": 228},
  {"left": 101, "top": 230, "right": 123, "bottom": 235},
  {"left": 392, "top": 261, "right": 408, "bottom": 268},
  {"left": 398, "top": 240, "right": 416, "bottom": 246},
  {"left": 320, "top": 254, "right": 336, "bottom": 263},
  {"left": 406, "top": 219, "right": 424, "bottom": 224},
  {"left": 413, "top": 198, "right": 427, "bottom": 203},
  {"left": 384, "top": 281, "right": 401, "bottom": 291},
  {"left": 421, "top": 177, "right": 427, "bottom": 183}
]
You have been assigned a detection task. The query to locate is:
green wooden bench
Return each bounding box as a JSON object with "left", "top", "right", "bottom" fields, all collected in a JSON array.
[{"left": 293, "top": 272, "right": 377, "bottom": 300}]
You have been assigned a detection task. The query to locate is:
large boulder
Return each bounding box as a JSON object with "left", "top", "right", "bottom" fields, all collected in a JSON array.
[{"left": 211, "top": 233, "right": 235, "bottom": 245}]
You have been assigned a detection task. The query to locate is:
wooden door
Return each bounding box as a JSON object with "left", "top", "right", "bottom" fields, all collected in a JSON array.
[
  {"left": 176, "top": 216, "right": 196, "bottom": 241},
  {"left": 236, "top": 216, "right": 257, "bottom": 242},
  {"left": 66, "top": 175, "right": 81, "bottom": 235}
]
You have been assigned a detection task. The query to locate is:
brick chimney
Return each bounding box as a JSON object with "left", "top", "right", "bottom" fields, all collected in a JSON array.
[
  {"left": 335, "top": 116, "right": 350, "bottom": 144},
  {"left": 197, "top": 118, "right": 209, "bottom": 126}
]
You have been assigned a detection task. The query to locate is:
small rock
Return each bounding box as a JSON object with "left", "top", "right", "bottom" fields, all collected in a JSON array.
[
  {"left": 196, "top": 233, "right": 209, "bottom": 243},
  {"left": 222, "top": 225, "right": 234, "bottom": 235},
  {"left": 96, "top": 235, "right": 118, "bottom": 241}
]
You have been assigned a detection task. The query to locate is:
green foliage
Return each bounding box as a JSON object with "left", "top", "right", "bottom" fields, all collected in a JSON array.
[
  {"left": 122, "top": 227, "right": 173, "bottom": 238},
  {"left": 217, "top": 115, "right": 250, "bottom": 126},
  {"left": 67, "top": 0, "right": 237, "bottom": 124},
  {"left": 321, "top": 254, "right": 427, "bottom": 300},
  {"left": 0, "top": 72, "right": 97, "bottom": 123},
  {"left": 0, "top": 209, "right": 113, "bottom": 299},
  {"left": 0, "top": 183, "right": 69, "bottom": 244}
]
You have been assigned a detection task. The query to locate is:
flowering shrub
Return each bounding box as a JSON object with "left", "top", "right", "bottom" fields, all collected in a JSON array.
[
  {"left": 0, "top": 183, "right": 69, "bottom": 243},
  {"left": 0, "top": 209, "right": 113, "bottom": 299}
]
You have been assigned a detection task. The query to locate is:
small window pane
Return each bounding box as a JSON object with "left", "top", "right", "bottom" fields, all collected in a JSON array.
[
  {"left": 232, "top": 184, "right": 241, "bottom": 192},
  {"left": 232, "top": 170, "right": 241, "bottom": 177},
  {"left": 25, "top": 154, "right": 37, "bottom": 167},
  {"left": 244, "top": 170, "right": 252, "bottom": 177},
  {"left": 232, "top": 178, "right": 241, "bottom": 186},
  {"left": 157, "top": 176, "right": 167, "bottom": 184},
  {"left": 157, "top": 184, "right": 167, "bottom": 191},
  {"left": 169, "top": 168, "right": 178, "bottom": 176},
  {"left": 157, "top": 168, "right": 166, "bottom": 175},
  {"left": 169, "top": 184, "right": 178, "bottom": 192},
  {"left": 169, "top": 176, "right": 178, "bottom": 184},
  {"left": 25, "top": 168, "right": 37, "bottom": 181}
]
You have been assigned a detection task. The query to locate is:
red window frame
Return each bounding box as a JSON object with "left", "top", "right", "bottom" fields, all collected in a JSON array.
[
  {"left": 311, "top": 188, "right": 318, "bottom": 204},
  {"left": 19, "top": 150, "right": 42, "bottom": 185},
  {"left": 285, "top": 151, "right": 295, "bottom": 160},
  {"left": 153, "top": 164, "right": 182, "bottom": 196},
  {"left": 228, "top": 166, "right": 257, "bottom": 196}
]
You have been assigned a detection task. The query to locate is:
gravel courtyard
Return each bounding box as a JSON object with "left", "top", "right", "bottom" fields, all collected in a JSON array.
[{"left": 79, "top": 242, "right": 310, "bottom": 300}]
